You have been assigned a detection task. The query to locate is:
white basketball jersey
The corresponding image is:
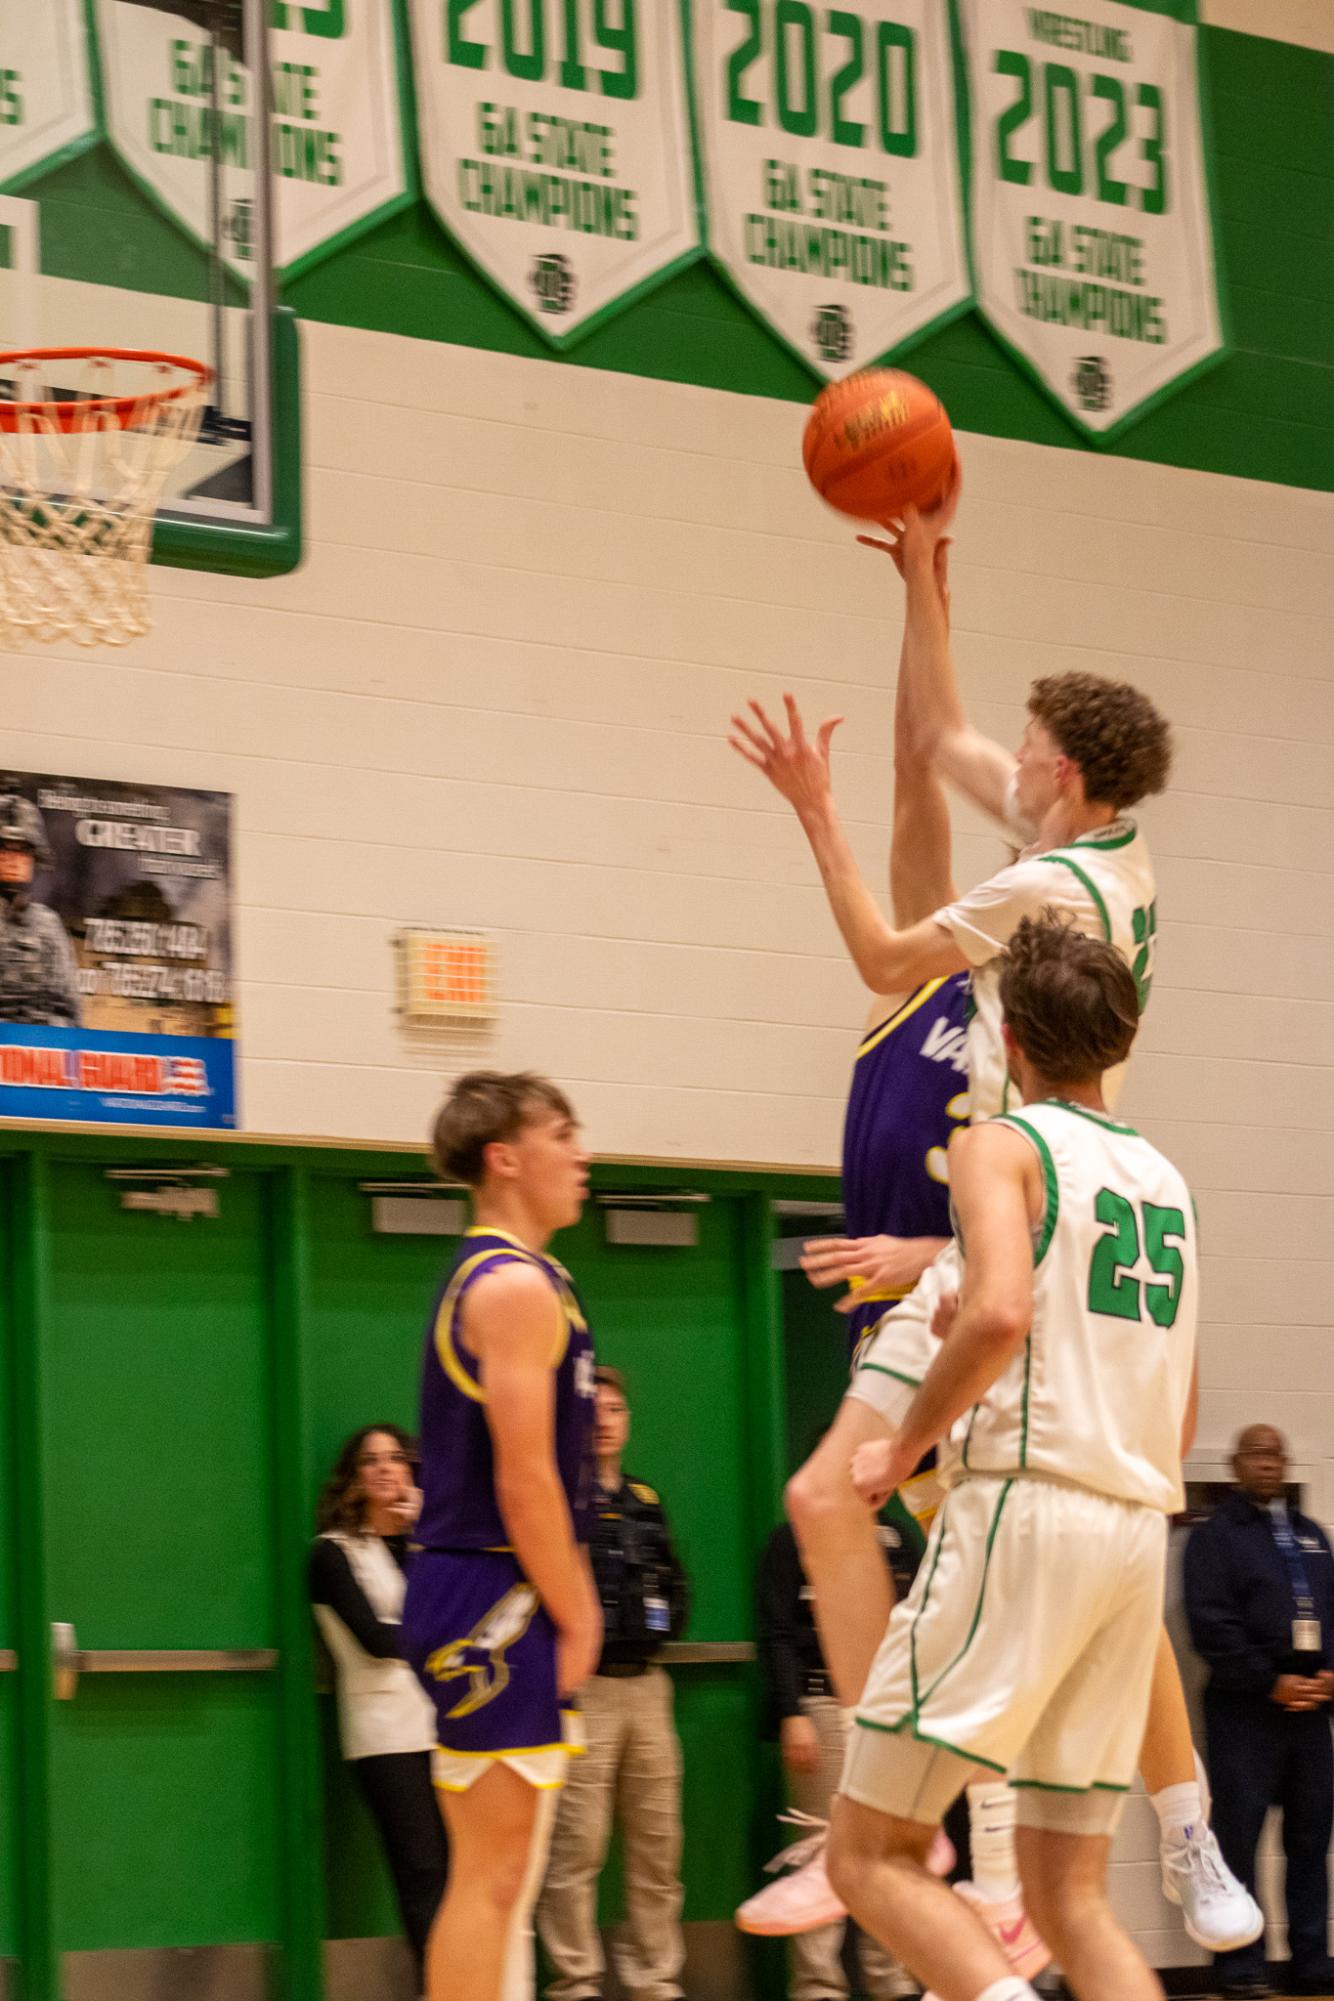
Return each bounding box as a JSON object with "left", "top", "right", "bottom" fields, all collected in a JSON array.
[
  {"left": 949, "top": 1099, "right": 1197, "bottom": 1513},
  {"left": 935, "top": 819, "right": 1157, "bottom": 1122}
]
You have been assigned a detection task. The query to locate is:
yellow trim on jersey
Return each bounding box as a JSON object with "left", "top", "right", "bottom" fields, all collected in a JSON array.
[
  {"left": 434, "top": 1244, "right": 542, "bottom": 1404},
  {"left": 437, "top": 1234, "right": 580, "bottom": 1393},
  {"left": 857, "top": 979, "right": 949, "bottom": 1061},
  {"left": 848, "top": 1277, "right": 911, "bottom": 1305},
  {"left": 433, "top": 1738, "right": 571, "bottom": 1760}
]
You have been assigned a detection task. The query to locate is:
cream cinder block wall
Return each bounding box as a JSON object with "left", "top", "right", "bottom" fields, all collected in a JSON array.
[{"left": 7, "top": 319, "right": 1334, "bottom": 1966}]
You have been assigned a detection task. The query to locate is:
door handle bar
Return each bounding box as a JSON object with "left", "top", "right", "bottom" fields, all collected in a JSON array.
[{"left": 53, "top": 1625, "right": 277, "bottom": 1699}]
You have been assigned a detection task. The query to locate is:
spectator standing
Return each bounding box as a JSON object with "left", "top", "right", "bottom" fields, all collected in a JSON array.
[
  {"left": 537, "top": 1366, "right": 690, "bottom": 2001},
  {"left": 1183, "top": 1423, "right": 1334, "bottom": 1999},
  {"left": 310, "top": 1423, "right": 448, "bottom": 1992},
  {"left": 754, "top": 1516, "right": 921, "bottom": 2001}
]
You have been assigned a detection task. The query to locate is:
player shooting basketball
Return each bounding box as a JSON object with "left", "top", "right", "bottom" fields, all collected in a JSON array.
[{"left": 730, "top": 471, "right": 1262, "bottom": 1976}]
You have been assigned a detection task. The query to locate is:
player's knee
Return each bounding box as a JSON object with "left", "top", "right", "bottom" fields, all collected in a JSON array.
[
  {"left": 476, "top": 1846, "right": 533, "bottom": 1915},
  {"left": 825, "top": 1819, "right": 869, "bottom": 1912},
  {"left": 786, "top": 1454, "right": 854, "bottom": 1532},
  {"left": 1016, "top": 1864, "right": 1101, "bottom": 1955}
]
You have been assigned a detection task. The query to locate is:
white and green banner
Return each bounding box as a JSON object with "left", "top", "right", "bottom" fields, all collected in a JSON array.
[
  {"left": 959, "top": 0, "right": 1224, "bottom": 436},
  {"left": 94, "top": 0, "right": 412, "bottom": 279},
  {"left": 0, "top": 0, "right": 96, "bottom": 192},
  {"left": 694, "top": 0, "right": 970, "bottom": 378},
  {"left": 410, "top": 0, "right": 700, "bottom": 345}
]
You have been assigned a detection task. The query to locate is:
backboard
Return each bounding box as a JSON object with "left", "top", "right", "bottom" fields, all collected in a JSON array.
[{"left": 0, "top": 0, "right": 300, "bottom": 577}]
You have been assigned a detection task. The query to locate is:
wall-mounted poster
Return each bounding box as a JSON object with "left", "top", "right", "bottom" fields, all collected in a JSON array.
[
  {"left": 410, "top": 0, "right": 701, "bottom": 345},
  {"left": 693, "top": 0, "right": 971, "bottom": 378},
  {"left": 0, "top": 772, "right": 237, "bottom": 1128},
  {"left": 958, "top": 0, "right": 1225, "bottom": 437}
]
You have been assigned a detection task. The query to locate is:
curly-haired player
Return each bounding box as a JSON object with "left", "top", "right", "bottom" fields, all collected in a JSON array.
[{"left": 730, "top": 476, "right": 1261, "bottom": 1980}]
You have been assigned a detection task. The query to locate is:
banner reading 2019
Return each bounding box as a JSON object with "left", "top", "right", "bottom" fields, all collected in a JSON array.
[
  {"left": 695, "top": 0, "right": 970, "bottom": 379},
  {"left": 960, "top": 0, "right": 1224, "bottom": 437},
  {"left": 411, "top": 0, "right": 700, "bottom": 345}
]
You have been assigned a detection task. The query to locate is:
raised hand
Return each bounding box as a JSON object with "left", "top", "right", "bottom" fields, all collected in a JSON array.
[
  {"left": 801, "top": 1233, "right": 945, "bottom": 1314},
  {"left": 857, "top": 459, "right": 962, "bottom": 580},
  {"left": 728, "top": 693, "right": 843, "bottom": 819}
]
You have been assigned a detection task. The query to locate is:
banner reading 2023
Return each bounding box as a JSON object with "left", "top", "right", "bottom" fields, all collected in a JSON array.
[
  {"left": 960, "top": 0, "right": 1224, "bottom": 436},
  {"left": 411, "top": 0, "right": 699, "bottom": 344},
  {"left": 695, "top": 0, "right": 969, "bottom": 378}
]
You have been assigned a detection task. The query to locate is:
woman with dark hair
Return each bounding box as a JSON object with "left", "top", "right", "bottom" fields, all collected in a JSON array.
[{"left": 310, "top": 1424, "right": 448, "bottom": 1991}]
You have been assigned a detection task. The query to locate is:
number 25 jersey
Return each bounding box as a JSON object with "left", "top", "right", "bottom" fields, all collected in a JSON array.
[{"left": 949, "top": 1099, "right": 1197, "bottom": 1514}]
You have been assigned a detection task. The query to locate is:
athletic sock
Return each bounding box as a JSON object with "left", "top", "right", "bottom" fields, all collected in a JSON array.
[
  {"left": 1151, "top": 1780, "right": 1203, "bottom": 1847},
  {"left": 966, "top": 1781, "right": 1021, "bottom": 1901},
  {"left": 973, "top": 1979, "right": 1040, "bottom": 2001}
]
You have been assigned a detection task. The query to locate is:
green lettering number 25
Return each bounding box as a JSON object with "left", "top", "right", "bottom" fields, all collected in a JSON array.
[{"left": 1088, "top": 1188, "right": 1186, "bottom": 1329}]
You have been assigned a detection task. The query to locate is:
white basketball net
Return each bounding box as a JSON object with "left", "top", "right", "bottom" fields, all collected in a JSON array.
[{"left": 0, "top": 349, "right": 210, "bottom": 649}]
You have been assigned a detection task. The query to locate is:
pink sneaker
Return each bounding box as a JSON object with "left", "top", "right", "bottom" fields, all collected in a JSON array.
[
  {"left": 945, "top": 1880, "right": 1051, "bottom": 1980},
  {"left": 735, "top": 1815, "right": 956, "bottom": 1938},
  {"left": 735, "top": 1814, "right": 844, "bottom": 1936}
]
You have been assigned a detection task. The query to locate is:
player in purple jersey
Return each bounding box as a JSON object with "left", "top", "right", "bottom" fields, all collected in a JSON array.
[
  {"left": 401, "top": 1072, "right": 600, "bottom": 2001},
  {"left": 823, "top": 969, "right": 968, "bottom": 1366}
]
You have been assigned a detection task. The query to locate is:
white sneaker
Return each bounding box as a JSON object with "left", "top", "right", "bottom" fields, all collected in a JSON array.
[{"left": 1160, "top": 1823, "right": 1265, "bottom": 1952}]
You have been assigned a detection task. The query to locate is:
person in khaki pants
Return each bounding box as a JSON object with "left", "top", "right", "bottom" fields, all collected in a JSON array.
[
  {"left": 757, "top": 1519, "right": 920, "bottom": 2001},
  {"left": 537, "top": 1367, "right": 690, "bottom": 2001}
]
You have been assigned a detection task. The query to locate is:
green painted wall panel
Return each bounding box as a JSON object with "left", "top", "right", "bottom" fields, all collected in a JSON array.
[
  {"left": 41, "top": 1165, "right": 276, "bottom": 1648},
  {"left": 49, "top": 1678, "right": 283, "bottom": 1950},
  {"left": 0, "top": 1169, "right": 18, "bottom": 1967}
]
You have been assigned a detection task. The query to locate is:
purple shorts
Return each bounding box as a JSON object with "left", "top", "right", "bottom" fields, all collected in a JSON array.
[{"left": 402, "top": 1549, "right": 564, "bottom": 1758}]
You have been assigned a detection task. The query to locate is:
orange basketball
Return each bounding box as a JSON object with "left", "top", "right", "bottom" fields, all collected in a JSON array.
[{"left": 803, "top": 369, "right": 955, "bottom": 523}]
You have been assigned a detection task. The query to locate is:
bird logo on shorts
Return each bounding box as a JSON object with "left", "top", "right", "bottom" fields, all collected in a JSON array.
[{"left": 425, "top": 1584, "right": 539, "bottom": 1719}]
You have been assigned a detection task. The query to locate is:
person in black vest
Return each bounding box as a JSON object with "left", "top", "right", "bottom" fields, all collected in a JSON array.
[
  {"left": 536, "top": 1365, "right": 690, "bottom": 2001},
  {"left": 1183, "top": 1423, "right": 1334, "bottom": 1999}
]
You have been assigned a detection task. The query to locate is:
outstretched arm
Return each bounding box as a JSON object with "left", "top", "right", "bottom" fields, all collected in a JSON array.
[
  {"left": 729, "top": 695, "right": 966, "bottom": 994},
  {"left": 889, "top": 539, "right": 956, "bottom": 927},
  {"left": 862, "top": 476, "right": 1018, "bottom": 830}
]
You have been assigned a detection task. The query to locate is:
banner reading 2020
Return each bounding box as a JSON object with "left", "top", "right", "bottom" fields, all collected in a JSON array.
[
  {"left": 960, "top": 0, "right": 1224, "bottom": 437},
  {"left": 94, "top": 0, "right": 410, "bottom": 279},
  {"left": 695, "top": 0, "right": 969, "bottom": 378},
  {"left": 411, "top": 0, "right": 700, "bottom": 344}
]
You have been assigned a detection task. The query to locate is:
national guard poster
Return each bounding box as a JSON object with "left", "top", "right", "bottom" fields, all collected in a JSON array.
[
  {"left": 958, "top": 0, "right": 1225, "bottom": 437},
  {"left": 694, "top": 0, "right": 971, "bottom": 379},
  {"left": 0, "top": 773, "right": 237, "bottom": 1129}
]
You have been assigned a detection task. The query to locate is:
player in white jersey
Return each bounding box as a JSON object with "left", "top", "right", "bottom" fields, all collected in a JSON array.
[
  {"left": 826, "top": 916, "right": 1198, "bottom": 2001},
  {"left": 731, "top": 481, "right": 1260, "bottom": 1963}
]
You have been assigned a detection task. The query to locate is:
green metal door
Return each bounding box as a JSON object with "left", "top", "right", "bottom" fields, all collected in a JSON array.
[
  {"left": 0, "top": 1160, "right": 23, "bottom": 1998},
  {"left": 33, "top": 1160, "right": 288, "bottom": 2001}
]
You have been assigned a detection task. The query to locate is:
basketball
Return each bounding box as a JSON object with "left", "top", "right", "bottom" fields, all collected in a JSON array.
[{"left": 803, "top": 369, "right": 955, "bottom": 523}]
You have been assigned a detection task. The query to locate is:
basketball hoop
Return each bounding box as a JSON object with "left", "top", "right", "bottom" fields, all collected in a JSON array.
[{"left": 0, "top": 347, "right": 212, "bottom": 648}]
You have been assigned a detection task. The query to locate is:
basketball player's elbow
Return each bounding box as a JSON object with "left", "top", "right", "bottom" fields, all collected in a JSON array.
[{"left": 970, "top": 1292, "right": 1030, "bottom": 1353}]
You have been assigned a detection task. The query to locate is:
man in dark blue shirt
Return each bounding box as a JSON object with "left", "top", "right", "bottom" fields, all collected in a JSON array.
[{"left": 1184, "top": 1424, "right": 1334, "bottom": 1999}]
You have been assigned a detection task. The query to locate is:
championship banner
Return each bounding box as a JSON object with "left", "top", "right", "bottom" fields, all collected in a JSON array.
[
  {"left": 0, "top": 774, "right": 237, "bottom": 1129},
  {"left": 959, "top": 0, "right": 1225, "bottom": 436},
  {"left": 93, "top": 0, "right": 411, "bottom": 279},
  {"left": 693, "top": 0, "right": 970, "bottom": 378},
  {"left": 410, "top": 0, "right": 700, "bottom": 345},
  {"left": 0, "top": 0, "right": 96, "bottom": 192}
]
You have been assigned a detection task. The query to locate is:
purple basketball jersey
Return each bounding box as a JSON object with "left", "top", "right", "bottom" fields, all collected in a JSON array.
[
  {"left": 841, "top": 975, "right": 970, "bottom": 1350},
  {"left": 415, "top": 1226, "right": 597, "bottom": 1553}
]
